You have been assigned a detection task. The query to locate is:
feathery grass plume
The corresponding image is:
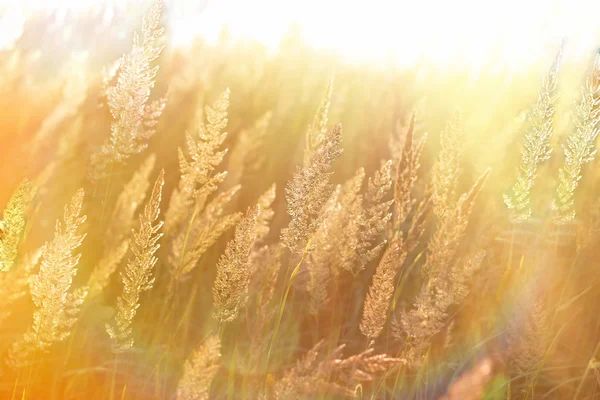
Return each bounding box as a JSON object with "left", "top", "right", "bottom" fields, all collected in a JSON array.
[
  {"left": 513, "top": 300, "right": 551, "bottom": 371},
  {"left": 213, "top": 205, "right": 260, "bottom": 323},
  {"left": 255, "top": 184, "right": 276, "bottom": 246},
  {"left": 272, "top": 341, "right": 400, "bottom": 399},
  {"left": 58, "top": 286, "right": 89, "bottom": 335},
  {"left": 361, "top": 160, "right": 394, "bottom": 261},
  {"left": 98, "top": 58, "right": 121, "bottom": 104},
  {"left": 306, "top": 185, "right": 341, "bottom": 314},
  {"left": 164, "top": 89, "right": 230, "bottom": 237},
  {"left": 7, "top": 189, "right": 86, "bottom": 368},
  {"left": 304, "top": 77, "right": 333, "bottom": 164},
  {"left": 106, "top": 170, "right": 165, "bottom": 353},
  {"left": 360, "top": 237, "right": 407, "bottom": 339},
  {"left": 10, "top": 286, "right": 90, "bottom": 368},
  {"left": 509, "top": 300, "right": 550, "bottom": 394},
  {"left": 423, "top": 169, "right": 490, "bottom": 280},
  {"left": 432, "top": 110, "right": 463, "bottom": 220},
  {"left": 31, "top": 70, "right": 88, "bottom": 156},
  {"left": 393, "top": 112, "right": 427, "bottom": 230},
  {"left": 243, "top": 245, "right": 281, "bottom": 370},
  {"left": 389, "top": 107, "right": 428, "bottom": 162},
  {"left": 553, "top": 54, "right": 600, "bottom": 223},
  {"left": 444, "top": 320, "right": 456, "bottom": 350},
  {"left": 389, "top": 119, "right": 408, "bottom": 164},
  {"left": 176, "top": 335, "right": 221, "bottom": 400},
  {"left": 168, "top": 186, "right": 242, "bottom": 286},
  {"left": 0, "top": 248, "right": 41, "bottom": 325},
  {"left": 504, "top": 48, "right": 562, "bottom": 222},
  {"left": 438, "top": 358, "right": 494, "bottom": 400},
  {"left": 88, "top": 0, "right": 165, "bottom": 181},
  {"left": 449, "top": 250, "right": 486, "bottom": 300},
  {"left": 226, "top": 111, "right": 273, "bottom": 186},
  {"left": 306, "top": 163, "right": 392, "bottom": 309},
  {"left": 398, "top": 251, "right": 485, "bottom": 365},
  {"left": 331, "top": 168, "right": 366, "bottom": 273},
  {"left": 0, "top": 179, "right": 36, "bottom": 271},
  {"left": 106, "top": 154, "right": 156, "bottom": 249},
  {"left": 405, "top": 196, "right": 431, "bottom": 255},
  {"left": 87, "top": 240, "right": 129, "bottom": 299},
  {"left": 336, "top": 166, "right": 393, "bottom": 275},
  {"left": 248, "top": 246, "right": 281, "bottom": 315},
  {"left": 306, "top": 166, "right": 382, "bottom": 313},
  {"left": 281, "top": 123, "right": 343, "bottom": 254},
  {"left": 368, "top": 160, "right": 394, "bottom": 209}
]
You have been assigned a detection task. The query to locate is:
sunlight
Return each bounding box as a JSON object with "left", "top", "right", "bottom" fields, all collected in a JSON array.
[
  {"left": 178, "top": 0, "right": 600, "bottom": 70},
  {"left": 3, "top": 0, "right": 600, "bottom": 69}
]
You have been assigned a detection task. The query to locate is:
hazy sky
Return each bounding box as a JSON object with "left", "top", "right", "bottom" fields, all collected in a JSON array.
[{"left": 2, "top": 0, "right": 600, "bottom": 69}]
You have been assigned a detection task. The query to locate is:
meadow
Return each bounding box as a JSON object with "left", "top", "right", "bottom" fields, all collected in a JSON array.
[{"left": 1, "top": 1, "right": 600, "bottom": 399}]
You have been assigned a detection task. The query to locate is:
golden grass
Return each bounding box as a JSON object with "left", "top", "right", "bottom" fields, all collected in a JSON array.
[{"left": 3, "top": 2, "right": 600, "bottom": 399}]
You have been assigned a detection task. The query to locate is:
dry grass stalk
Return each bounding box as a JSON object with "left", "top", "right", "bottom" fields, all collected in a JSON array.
[
  {"left": 360, "top": 160, "right": 394, "bottom": 267},
  {"left": 168, "top": 186, "right": 242, "bottom": 285},
  {"left": 87, "top": 240, "right": 129, "bottom": 299},
  {"left": 106, "top": 170, "right": 165, "bottom": 353},
  {"left": 176, "top": 335, "right": 221, "bottom": 400},
  {"left": 504, "top": 48, "right": 562, "bottom": 222},
  {"left": 306, "top": 185, "right": 342, "bottom": 314},
  {"left": 106, "top": 154, "right": 156, "bottom": 249},
  {"left": 398, "top": 251, "right": 486, "bottom": 365},
  {"left": 272, "top": 340, "right": 400, "bottom": 399},
  {"left": 553, "top": 54, "right": 600, "bottom": 222},
  {"left": 432, "top": 110, "right": 463, "bottom": 220},
  {"left": 389, "top": 106, "right": 428, "bottom": 162},
  {"left": 405, "top": 196, "right": 431, "bottom": 255},
  {"left": 395, "top": 168, "right": 489, "bottom": 364},
  {"left": 164, "top": 89, "right": 230, "bottom": 237},
  {"left": 213, "top": 205, "right": 260, "bottom": 323},
  {"left": 243, "top": 245, "right": 281, "bottom": 370},
  {"left": 330, "top": 168, "right": 367, "bottom": 274},
  {"left": 0, "top": 179, "right": 36, "bottom": 271},
  {"left": 8, "top": 189, "right": 87, "bottom": 368},
  {"left": 360, "top": 237, "right": 407, "bottom": 339},
  {"left": 367, "top": 160, "right": 394, "bottom": 216},
  {"left": 509, "top": 300, "right": 550, "bottom": 388},
  {"left": 254, "top": 184, "right": 277, "bottom": 246},
  {"left": 0, "top": 248, "right": 41, "bottom": 325},
  {"left": 304, "top": 77, "right": 334, "bottom": 164},
  {"left": 394, "top": 112, "right": 427, "bottom": 231},
  {"left": 31, "top": 71, "right": 88, "bottom": 156},
  {"left": 281, "top": 123, "right": 343, "bottom": 255},
  {"left": 307, "top": 162, "right": 393, "bottom": 313},
  {"left": 248, "top": 246, "right": 281, "bottom": 318},
  {"left": 423, "top": 169, "right": 490, "bottom": 281},
  {"left": 226, "top": 111, "right": 273, "bottom": 186},
  {"left": 88, "top": 0, "right": 166, "bottom": 180}
]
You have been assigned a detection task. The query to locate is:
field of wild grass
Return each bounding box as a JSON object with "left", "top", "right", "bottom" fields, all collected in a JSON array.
[{"left": 3, "top": 1, "right": 600, "bottom": 399}]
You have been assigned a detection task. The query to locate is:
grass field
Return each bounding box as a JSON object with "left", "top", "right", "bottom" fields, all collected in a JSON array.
[{"left": 1, "top": 1, "right": 600, "bottom": 399}]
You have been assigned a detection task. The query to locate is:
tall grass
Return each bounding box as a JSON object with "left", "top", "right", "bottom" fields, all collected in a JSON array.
[{"left": 2, "top": 2, "right": 600, "bottom": 399}]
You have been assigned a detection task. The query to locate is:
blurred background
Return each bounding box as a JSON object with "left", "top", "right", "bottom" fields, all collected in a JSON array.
[
  {"left": 2, "top": 0, "right": 600, "bottom": 68},
  {"left": 3, "top": 0, "right": 600, "bottom": 209}
]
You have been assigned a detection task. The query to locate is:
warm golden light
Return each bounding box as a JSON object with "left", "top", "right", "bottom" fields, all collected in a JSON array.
[
  {"left": 184, "top": 0, "right": 600, "bottom": 71},
  {"left": 4, "top": 0, "right": 600, "bottom": 398},
  {"left": 3, "top": 0, "right": 600, "bottom": 69}
]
